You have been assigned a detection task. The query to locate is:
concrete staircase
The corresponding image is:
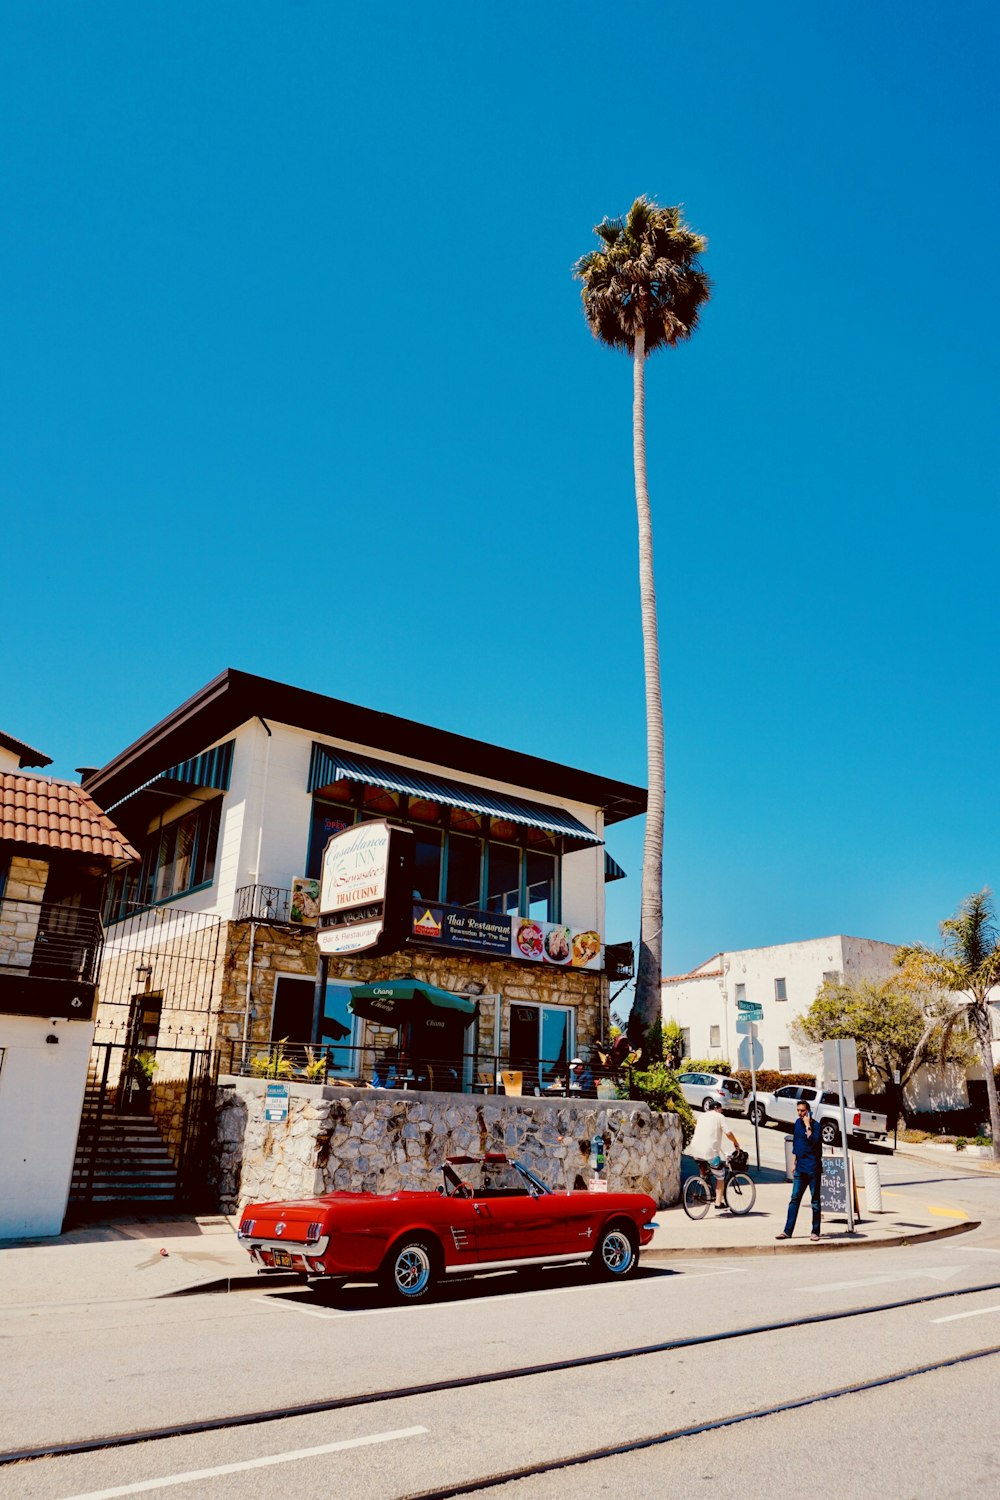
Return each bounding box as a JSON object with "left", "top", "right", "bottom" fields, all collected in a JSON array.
[{"left": 70, "top": 1107, "right": 179, "bottom": 1206}]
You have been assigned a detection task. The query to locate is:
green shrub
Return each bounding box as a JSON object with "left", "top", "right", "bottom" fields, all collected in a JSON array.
[
  {"left": 974, "top": 1134, "right": 990, "bottom": 1150},
  {"left": 733, "top": 1069, "right": 816, "bottom": 1095},
  {"left": 683, "top": 1059, "right": 732, "bottom": 1076},
  {"left": 629, "top": 1064, "right": 695, "bottom": 1146},
  {"left": 955, "top": 1136, "right": 968, "bottom": 1152},
  {"left": 249, "top": 1039, "right": 295, "bottom": 1079}
]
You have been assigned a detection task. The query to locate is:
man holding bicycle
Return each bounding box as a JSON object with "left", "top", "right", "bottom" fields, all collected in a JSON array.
[{"left": 689, "top": 1097, "right": 741, "bottom": 1210}]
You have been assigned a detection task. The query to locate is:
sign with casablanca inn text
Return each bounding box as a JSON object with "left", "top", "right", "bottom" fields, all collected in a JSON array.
[{"left": 317, "top": 820, "right": 412, "bottom": 956}]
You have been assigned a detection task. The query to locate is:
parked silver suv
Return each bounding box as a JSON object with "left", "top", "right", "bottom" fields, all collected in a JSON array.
[{"left": 676, "top": 1071, "right": 746, "bottom": 1114}]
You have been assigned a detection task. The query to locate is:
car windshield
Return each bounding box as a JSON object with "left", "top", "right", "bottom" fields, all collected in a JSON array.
[{"left": 443, "top": 1158, "right": 550, "bottom": 1198}]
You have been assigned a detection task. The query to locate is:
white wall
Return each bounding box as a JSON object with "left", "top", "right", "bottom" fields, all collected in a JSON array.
[
  {"left": 663, "top": 936, "right": 900, "bottom": 1074},
  {"left": 0, "top": 1015, "right": 93, "bottom": 1239}
]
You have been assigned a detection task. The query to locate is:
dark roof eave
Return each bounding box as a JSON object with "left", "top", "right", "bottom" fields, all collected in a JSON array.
[
  {"left": 0, "top": 730, "right": 52, "bottom": 769},
  {"left": 82, "top": 669, "right": 648, "bottom": 823}
]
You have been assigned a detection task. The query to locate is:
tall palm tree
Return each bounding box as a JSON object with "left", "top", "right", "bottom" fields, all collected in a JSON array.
[
  {"left": 897, "top": 889, "right": 1000, "bottom": 1159},
  {"left": 574, "top": 197, "right": 710, "bottom": 1045}
]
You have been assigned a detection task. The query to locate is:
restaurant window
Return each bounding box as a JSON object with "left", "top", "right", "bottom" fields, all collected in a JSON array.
[
  {"left": 321, "top": 980, "right": 357, "bottom": 1076},
  {"left": 445, "top": 832, "right": 481, "bottom": 908},
  {"left": 525, "top": 849, "right": 556, "bottom": 922},
  {"left": 485, "top": 843, "right": 521, "bottom": 915},
  {"left": 509, "top": 1002, "right": 573, "bottom": 1094},
  {"left": 306, "top": 801, "right": 356, "bottom": 879},
  {"left": 412, "top": 828, "right": 443, "bottom": 902}
]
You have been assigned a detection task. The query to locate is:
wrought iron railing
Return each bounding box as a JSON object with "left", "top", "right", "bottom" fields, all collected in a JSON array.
[
  {"left": 234, "top": 885, "right": 293, "bottom": 923},
  {"left": 0, "top": 898, "right": 104, "bottom": 983},
  {"left": 221, "top": 1038, "right": 628, "bottom": 1099}
]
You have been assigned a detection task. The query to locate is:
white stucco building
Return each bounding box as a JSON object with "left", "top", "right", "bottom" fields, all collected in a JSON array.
[{"left": 661, "top": 936, "right": 900, "bottom": 1076}]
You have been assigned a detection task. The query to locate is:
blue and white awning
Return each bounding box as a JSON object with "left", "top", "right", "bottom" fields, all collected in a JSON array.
[
  {"left": 308, "top": 743, "right": 602, "bottom": 848},
  {"left": 105, "top": 740, "right": 235, "bottom": 813}
]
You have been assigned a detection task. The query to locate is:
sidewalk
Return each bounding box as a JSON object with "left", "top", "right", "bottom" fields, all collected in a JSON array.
[{"left": 0, "top": 1162, "right": 979, "bottom": 1306}]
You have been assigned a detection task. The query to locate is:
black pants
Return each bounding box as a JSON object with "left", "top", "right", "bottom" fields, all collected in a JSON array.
[{"left": 784, "top": 1167, "right": 821, "bottom": 1235}]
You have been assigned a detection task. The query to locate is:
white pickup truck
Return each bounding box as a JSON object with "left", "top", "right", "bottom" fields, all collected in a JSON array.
[{"left": 746, "top": 1084, "right": 888, "bottom": 1147}]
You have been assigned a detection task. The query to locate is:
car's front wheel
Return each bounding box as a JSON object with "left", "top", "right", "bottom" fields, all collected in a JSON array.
[
  {"left": 381, "top": 1237, "right": 438, "bottom": 1303},
  {"left": 702, "top": 1097, "right": 716, "bottom": 1112},
  {"left": 591, "top": 1223, "right": 639, "bottom": 1280},
  {"left": 749, "top": 1103, "right": 767, "bottom": 1126}
]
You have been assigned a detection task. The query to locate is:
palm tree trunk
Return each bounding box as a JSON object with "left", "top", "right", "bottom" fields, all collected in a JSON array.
[
  {"left": 628, "top": 324, "right": 665, "bottom": 1046},
  {"left": 971, "top": 1002, "right": 1000, "bottom": 1159}
]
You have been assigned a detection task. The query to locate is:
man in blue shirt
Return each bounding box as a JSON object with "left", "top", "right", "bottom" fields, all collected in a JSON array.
[{"left": 776, "top": 1099, "right": 822, "bottom": 1241}]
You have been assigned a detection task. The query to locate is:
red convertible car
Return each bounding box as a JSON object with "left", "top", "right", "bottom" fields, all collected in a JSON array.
[{"left": 237, "top": 1153, "right": 659, "bottom": 1302}]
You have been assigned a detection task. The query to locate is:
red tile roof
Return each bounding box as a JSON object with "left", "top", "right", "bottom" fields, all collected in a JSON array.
[{"left": 0, "top": 774, "right": 138, "bottom": 861}]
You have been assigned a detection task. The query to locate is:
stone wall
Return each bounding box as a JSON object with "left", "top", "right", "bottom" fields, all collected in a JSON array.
[
  {"left": 217, "top": 922, "right": 607, "bottom": 1065},
  {"left": 211, "top": 1076, "right": 682, "bottom": 1212},
  {"left": 0, "top": 856, "right": 48, "bottom": 972}
]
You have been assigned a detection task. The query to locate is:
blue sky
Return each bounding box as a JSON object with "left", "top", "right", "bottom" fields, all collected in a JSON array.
[{"left": 3, "top": 3, "right": 997, "bottom": 984}]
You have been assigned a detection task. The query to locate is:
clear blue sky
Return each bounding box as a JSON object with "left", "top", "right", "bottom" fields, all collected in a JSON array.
[{"left": 3, "top": 3, "right": 997, "bottom": 985}]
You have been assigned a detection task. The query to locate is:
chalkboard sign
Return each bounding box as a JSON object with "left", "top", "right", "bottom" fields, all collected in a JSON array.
[{"left": 821, "top": 1156, "right": 849, "bottom": 1214}]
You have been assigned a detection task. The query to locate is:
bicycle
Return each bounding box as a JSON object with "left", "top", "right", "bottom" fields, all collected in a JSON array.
[{"left": 682, "top": 1148, "right": 756, "bottom": 1219}]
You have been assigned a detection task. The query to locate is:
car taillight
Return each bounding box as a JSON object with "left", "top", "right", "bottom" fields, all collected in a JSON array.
[
  {"left": 853, "top": 1111, "right": 861, "bottom": 1128},
  {"left": 306, "top": 1222, "right": 322, "bottom": 1244},
  {"left": 239, "top": 1218, "right": 255, "bottom": 1238}
]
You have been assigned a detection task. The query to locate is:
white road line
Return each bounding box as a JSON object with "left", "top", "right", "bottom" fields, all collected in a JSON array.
[
  {"left": 61, "top": 1427, "right": 428, "bottom": 1499},
  {"left": 800, "top": 1266, "right": 966, "bottom": 1292},
  {"left": 931, "top": 1305, "right": 1000, "bottom": 1324},
  {"left": 965, "top": 1246, "right": 1000, "bottom": 1254},
  {"left": 252, "top": 1297, "right": 340, "bottom": 1319}
]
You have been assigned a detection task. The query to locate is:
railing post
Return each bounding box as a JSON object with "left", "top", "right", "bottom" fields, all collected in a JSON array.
[{"left": 84, "top": 1043, "right": 114, "bottom": 1206}]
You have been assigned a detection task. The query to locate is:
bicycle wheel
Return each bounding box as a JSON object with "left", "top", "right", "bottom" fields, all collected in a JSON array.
[
  {"left": 724, "top": 1171, "right": 756, "bottom": 1215},
  {"left": 682, "top": 1175, "right": 712, "bottom": 1220}
]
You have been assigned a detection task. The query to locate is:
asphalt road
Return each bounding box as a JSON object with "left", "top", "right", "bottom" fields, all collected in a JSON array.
[{"left": 3, "top": 1147, "right": 998, "bottom": 1499}]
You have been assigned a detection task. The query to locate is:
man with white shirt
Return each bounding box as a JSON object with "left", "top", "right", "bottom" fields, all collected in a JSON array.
[{"left": 689, "top": 1097, "right": 741, "bottom": 1210}]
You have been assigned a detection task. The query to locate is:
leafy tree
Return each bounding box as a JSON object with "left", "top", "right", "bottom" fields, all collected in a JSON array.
[
  {"left": 574, "top": 198, "right": 710, "bottom": 1044},
  {"left": 628, "top": 1062, "right": 695, "bottom": 1146},
  {"left": 897, "top": 889, "right": 1000, "bottom": 1158},
  {"left": 661, "top": 1017, "right": 684, "bottom": 1069},
  {"left": 791, "top": 974, "right": 973, "bottom": 1125}
]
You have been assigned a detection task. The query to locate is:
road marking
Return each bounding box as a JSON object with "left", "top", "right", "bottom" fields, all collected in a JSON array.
[
  {"left": 931, "top": 1304, "right": 1000, "bottom": 1324},
  {"left": 253, "top": 1277, "right": 630, "bottom": 1321},
  {"left": 927, "top": 1204, "right": 969, "bottom": 1220},
  {"left": 966, "top": 1247, "right": 1000, "bottom": 1254},
  {"left": 61, "top": 1427, "right": 428, "bottom": 1499},
  {"left": 801, "top": 1266, "right": 966, "bottom": 1292}
]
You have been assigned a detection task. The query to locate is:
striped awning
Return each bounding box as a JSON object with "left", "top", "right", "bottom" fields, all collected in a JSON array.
[
  {"left": 604, "top": 851, "right": 627, "bottom": 883},
  {"left": 105, "top": 740, "right": 235, "bottom": 813},
  {"left": 308, "top": 743, "right": 602, "bottom": 848}
]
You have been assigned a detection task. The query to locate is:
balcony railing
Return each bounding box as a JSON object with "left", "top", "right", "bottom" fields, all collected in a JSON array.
[
  {"left": 221, "top": 1038, "right": 628, "bottom": 1100},
  {"left": 0, "top": 898, "right": 104, "bottom": 984},
  {"left": 235, "top": 885, "right": 294, "bottom": 923}
]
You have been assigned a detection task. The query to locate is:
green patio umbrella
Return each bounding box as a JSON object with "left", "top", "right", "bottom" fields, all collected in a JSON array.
[{"left": 347, "top": 976, "right": 477, "bottom": 1024}]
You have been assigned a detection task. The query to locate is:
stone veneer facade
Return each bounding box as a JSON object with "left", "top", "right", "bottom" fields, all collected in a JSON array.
[
  {"left": 218, "top": 920, "right": 607, "bottom": 1070},
  {"left": 0, "top": 856, "right": 49, "bottom": 972},
  {"left": 212, "top": 1077, "right": 682, "bottom": 1212}
]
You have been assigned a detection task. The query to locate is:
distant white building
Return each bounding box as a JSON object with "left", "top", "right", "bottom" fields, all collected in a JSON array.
[{"left": 661, "top": 936, "right": 900, "bottom": 1076}]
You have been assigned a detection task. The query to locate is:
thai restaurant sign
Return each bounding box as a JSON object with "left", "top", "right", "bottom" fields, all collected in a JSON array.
[
  {"left": 318, "top": 821, "right": 412, "bottom": 956},
  {"left": 411, "top": 903, "right": 602, "bottom": 970}
]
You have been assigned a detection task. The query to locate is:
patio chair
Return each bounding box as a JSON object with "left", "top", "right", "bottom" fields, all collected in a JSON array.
[{"left": 500, "top": 1070, "right": 523, "bottom": 1097}]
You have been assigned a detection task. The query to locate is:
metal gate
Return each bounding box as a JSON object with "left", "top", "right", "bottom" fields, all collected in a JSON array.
[{"left": 70, "top": 1043, "right": 219, "bottom": 1212}]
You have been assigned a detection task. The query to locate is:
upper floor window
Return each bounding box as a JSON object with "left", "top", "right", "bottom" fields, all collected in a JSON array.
[
  {"left": 105, "top": 797, "right": 222, "bottom": 921},
  {"left": 709, "top": 1024, "right": 721, "bottom": 1047},
  {"left": 734, "top": 983, "right": 746, "bottom": 1004},
  {"left": 778, "top": 1046, "right": 792, "bottom": 1071},
  {"left": 775, "top": 977, "right": 787, "bottom": 1001}
]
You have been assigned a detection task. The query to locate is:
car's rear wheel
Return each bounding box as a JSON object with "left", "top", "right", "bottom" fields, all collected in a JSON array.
[
  {"left": 820, "top": 1120, "right": 839, "bottom": 1147},
  {"left": 749, "top": 1103, "right": 767, "bottom": 1126},
  {"left": 381, "top": 1237, "right": 437, "bottom": 1303},
  {"left": 591, "top": 1223, "right": 639, "bottom": 1280}
]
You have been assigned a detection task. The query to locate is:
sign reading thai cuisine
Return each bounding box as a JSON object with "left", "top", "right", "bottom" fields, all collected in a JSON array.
[
  {"left": 317, "top": 821, "right": 413, "bottom": 956},
  {"left": 411, "top": 903, "right": 603, "bottom": 969}
]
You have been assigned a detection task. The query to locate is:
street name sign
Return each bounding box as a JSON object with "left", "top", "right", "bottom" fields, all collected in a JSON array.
[{"left": 737, "top": 1000, "right": 763, "bottom": 1020}]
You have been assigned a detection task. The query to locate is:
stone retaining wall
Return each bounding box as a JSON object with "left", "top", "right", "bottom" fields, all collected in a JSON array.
[{"left": 211, "top": 1077, "right": 682, "bottom": 1211}]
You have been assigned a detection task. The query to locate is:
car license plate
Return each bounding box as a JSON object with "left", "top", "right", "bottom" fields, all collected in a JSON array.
[{"left": 271, "top": 1248, "right": 293, "bottom": 1269}]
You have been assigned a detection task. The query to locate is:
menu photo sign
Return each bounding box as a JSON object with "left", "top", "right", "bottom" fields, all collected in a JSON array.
[
  {"left": 410, "top": 903, "right": 603, "bottom": 970},
  {"left": 289, "top": 877, "right": 320, "bottom": 925},
  {"left": 318, "top": 821, "right": 413, "bottom": 957}
]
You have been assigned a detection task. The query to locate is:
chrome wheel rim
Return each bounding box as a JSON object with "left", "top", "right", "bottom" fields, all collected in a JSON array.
[
  {"left": 601, "top": 1230, "right": 634, "bottom": 1275},
  {"left": 395, "top": 1245, "right": 431, "bottom": 1297}
]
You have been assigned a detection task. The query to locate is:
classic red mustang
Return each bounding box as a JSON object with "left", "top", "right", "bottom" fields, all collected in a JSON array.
[{"left": 237, "top": 1153, "right": 659, "bottom": 1302}]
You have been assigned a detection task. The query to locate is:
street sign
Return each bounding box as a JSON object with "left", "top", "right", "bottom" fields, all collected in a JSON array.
[
  {"left": 265, "top": 1083, "right": 289, "bottom": 1123},
  {"left": 737, "top": 1000, "right": 763, "bottom": 1020}
]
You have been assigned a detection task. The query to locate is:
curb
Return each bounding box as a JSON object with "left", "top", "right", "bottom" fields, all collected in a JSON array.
[
  {"left": 890, "top": 1145, "right": 1000, "bottom": 1177},
  {"left": 164, "top": 1271, "right": 304, "bottom": 1297},
  {"left": 643, "top": 1218, "right": 980, "bottom": 1259}
]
